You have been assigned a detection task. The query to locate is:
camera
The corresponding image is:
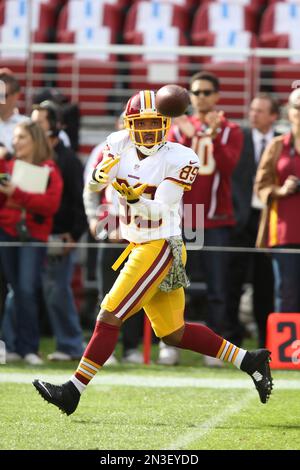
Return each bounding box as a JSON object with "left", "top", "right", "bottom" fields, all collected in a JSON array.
[
  {"left": 0, "top": 173, "right": 10, "bottom": 185},
  {"left": 16, "top": 219, "right": 31, "bottom": 242}
]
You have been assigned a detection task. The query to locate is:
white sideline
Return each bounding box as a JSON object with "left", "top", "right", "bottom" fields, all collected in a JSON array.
[
  {"left": 164, "top": 391, "right": 254, "bottom": 450},
  {"left": 0, "top": 373, "right": 300, "bottom": 390}
]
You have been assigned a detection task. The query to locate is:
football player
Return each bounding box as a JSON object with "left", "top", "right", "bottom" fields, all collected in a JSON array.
[{"left": 33, "top": 90, "right": 273, "bottom": 415}]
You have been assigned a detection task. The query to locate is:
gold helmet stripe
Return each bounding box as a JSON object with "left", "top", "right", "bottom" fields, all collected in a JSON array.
[
  {"left": 139, "top": 90, "right": 156, "bottom": 113},
  {"left": 144, "top": 90, "right": 151, "bottom": 109}
]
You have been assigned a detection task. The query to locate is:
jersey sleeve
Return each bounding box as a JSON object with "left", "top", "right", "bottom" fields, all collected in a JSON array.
[{"left": 164, "top": 152, "right": 200, "bottom": 191}]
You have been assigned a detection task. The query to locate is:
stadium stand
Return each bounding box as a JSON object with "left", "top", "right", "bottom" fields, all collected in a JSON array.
[
  {"left": 55, "top": 0, "right": 121, "bottom": 115},
  {"left": 123, "top": 1, "right": 191, "bottom": 92},
  {"left": 260, "top": 1, "right": 300, "bottom": 48},
  {"left": 1, "top": 0, "right": 298, "bottom": 142},
  {"left": 192, "top": 31, "right": 259, "bottom": 95},
  {"left": 0, "top": 0, "right": 56, "bottom": 66},
  {"left": 259, "top": 2, "right": 300, "bottom": 98},
  {"left": 190, "top": 3, "right": 260, "bottom": 119},
  {"left": 131, "top": 0, "right": 198, "bottom": 8},
  {"left": 123, "top": 0, "right": 190, "bottom": 44},
  {"left": 273, "top": 34, "right": 300, "bottom": 99},
  {"left": 191, "top": 2, "right": 258, "bottom": 37}
]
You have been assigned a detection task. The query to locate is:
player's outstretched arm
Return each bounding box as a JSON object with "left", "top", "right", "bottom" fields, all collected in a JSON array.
[{"left": 89, "top": 156, "right": 120, "bottom": 192}]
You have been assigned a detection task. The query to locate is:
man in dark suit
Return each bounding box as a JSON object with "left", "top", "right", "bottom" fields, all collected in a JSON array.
[{"left": 226, "top": 93, "right": 280, "bottom": 347}]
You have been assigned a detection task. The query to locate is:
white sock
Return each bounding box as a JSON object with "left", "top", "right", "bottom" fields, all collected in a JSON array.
[
  {"left": 233, "top": 348, "right": 247, "bottom": 369},
  {"left": 71, "top": 375, "right": 86, "bottom": 394}
]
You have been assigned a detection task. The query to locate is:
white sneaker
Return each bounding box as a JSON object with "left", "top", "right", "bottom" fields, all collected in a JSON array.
[
  {"left": 157, "top": 341, "right": 180, "bottom": 366},
  {"left": 24, "top": 353, "right": 44, "bottom": 366},
  {"left": 122, "top": 349, "right": 144, "bottom": 364},
  {"left": 6, "top": 352, "right": 22, "bottom": 363},
  {"left": 203, "top": 355, "right": 224, "bottom": 368},
  {"left": 104, "top": 353, "right": 118, "bottom": 366},
  {"left": 47, "top": 351, "right": 73, "bottom": 361}
]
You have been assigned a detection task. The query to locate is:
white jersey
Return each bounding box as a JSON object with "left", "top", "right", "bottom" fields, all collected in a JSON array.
[{"left": 90, "top": 129, "right": 200, "bottom": 243}]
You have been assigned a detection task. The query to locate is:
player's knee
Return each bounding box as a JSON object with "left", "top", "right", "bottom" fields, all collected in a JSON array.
[
  {"left": 162, "top": 326, "right": 184, "bottom": 346},
  {"left": 97, "top": 309, "right": 122, "bottom": 327}
]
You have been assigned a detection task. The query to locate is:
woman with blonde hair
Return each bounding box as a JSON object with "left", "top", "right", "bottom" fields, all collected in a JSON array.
[
  {"left": 255, "top": 88, "right": 300, "bottom": 313},
  {"left": 0, "top": 121, "right": 63, "bottom": 364}
]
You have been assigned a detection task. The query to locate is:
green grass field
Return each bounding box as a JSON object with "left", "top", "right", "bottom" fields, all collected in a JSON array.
[{"left": 1, "top": 340, "right": 300, "bottom": 450}]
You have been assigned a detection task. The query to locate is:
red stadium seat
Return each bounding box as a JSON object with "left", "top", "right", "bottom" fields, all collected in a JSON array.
[
  {"left": 191, "top": 2, "right": 258, "bottom": 44},
  {"left": 273, "top": 35, "right": 300, "bottom": 102},
  {"left": 191, "top": 31, "right": 259, "bottom": 119},
  {"left": 0, "top": 0, "right": 56, "bottom": 90},
  {"left": 260, "top": 2, "right": 300, "bottom": 48},
  {"left": 126, "top": 28, "right": 190, "bottom": 91},
  {"left": 268, "top": 0, "right": 300, "bottom": 4},
  {"left": 106, "top": 0, "right": 131, "bottom": 8},
  {"left": 57, "top": 0, "right": 123, "bottom": 36},
  {"left": 123, "top": 0, "right": 190, "bottom": 44},
  {"left": 131, "top": 0, "right": 198, "bottom": 9},
  {"left": 56, "top": 2, "right": 118, "bottom": 116},
  {"left": 201, "top": 0, "right": 265, "bottom": 12}
]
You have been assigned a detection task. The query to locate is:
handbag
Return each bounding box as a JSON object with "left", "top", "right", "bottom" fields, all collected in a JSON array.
[{"left": 255, "top": 139, "right": 283, "bottom": 248}]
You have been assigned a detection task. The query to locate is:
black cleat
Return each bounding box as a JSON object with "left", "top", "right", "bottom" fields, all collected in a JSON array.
[
  {"left": 33, "top": 379, "right": 80, "bottom": 415},
  {"left": 241, "top": 349, "right": 273, "bottom": 404}
]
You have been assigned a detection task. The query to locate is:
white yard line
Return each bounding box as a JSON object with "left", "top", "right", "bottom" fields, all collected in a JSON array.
[
  {"left": 163, "top": 391, "right": 254, "bottom": 450},
  {"left": 0, "top": 372, "right": 299, "bottom": 389}
]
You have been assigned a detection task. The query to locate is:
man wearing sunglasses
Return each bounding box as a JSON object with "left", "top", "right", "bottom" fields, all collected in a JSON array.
[{"left": 168, "top": 71, "right": 243, "bottom": 366}]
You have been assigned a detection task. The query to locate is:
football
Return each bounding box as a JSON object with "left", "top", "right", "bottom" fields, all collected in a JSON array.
[{"left": 155, "top": 84, "right": 190, "bottom": 117}]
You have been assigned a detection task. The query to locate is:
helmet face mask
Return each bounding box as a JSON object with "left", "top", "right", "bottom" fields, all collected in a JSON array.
[{"left": 124, "top": 90, "right": 171, "bottom": 156}]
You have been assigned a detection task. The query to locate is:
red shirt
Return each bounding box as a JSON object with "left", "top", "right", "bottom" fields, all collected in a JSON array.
[
  {"left": 168, "top": 115, "right": 243, "bottom": 229},
  {"left": 269, "top": 133, "right": 300, "bottom": 247},
  {"left": 0, "top": 158, "right": 63, "bottom": 241}
]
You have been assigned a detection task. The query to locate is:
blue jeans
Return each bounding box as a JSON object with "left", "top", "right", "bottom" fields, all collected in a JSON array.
[
  {"left": 43, "top": 250, "right": 84, "bottom": 357},
  {"left": 0, "top": 229, "right": 47, "bottom": 356},
  {"left": 185, "top": 226, "right": 232, "bottom": 335},
  {"left": 201, "top": 227, "right": 232, "bottom": 334},
  {"left": 272, "top": 249, "right": 300, "bottom": 312}
]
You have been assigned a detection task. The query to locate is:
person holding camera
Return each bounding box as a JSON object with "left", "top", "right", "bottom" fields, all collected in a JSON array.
[
  {"left": 255, "top": 88, "right": 300, "bottom": 313},
  {"left": 0, "top": 121, "right": 63, "bottom": 364}
]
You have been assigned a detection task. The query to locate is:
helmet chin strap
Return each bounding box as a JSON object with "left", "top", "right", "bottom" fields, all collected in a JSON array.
[{"left": 137, "top": 143, "right": 165, "bottom": 156}]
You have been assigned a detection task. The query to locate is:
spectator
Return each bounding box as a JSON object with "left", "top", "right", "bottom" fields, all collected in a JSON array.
[
  {"left": 255, "top": 87, "right": 300, "bottom": 313},
  {"left": 0, "top": 71, "right": 28, "bottom": 322},
  {"left": 227, "top": 93, "right": 280, "bottom": 347},
  {"left": 0, "top": 121, "right": 63, "bottom": 364},
  {"left": 168, "top": 71, "right": 243, "bottom": 366},
  {"left": 32, "top": 88, "right": 80, "bottom": 151},
  {"left": 31, "top": 101, "right": 87, "bottom": 361},
  {"left": 0, "top": 72, "right": 28, "bottom": 153}
]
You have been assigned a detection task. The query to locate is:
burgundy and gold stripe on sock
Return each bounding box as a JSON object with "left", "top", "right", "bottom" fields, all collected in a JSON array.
[
  {"left": 216, "top": 339, "right": 240, "bottom": 365},
  {"left": 75, "top": 357, "right": 101, "bottom": 385}
]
